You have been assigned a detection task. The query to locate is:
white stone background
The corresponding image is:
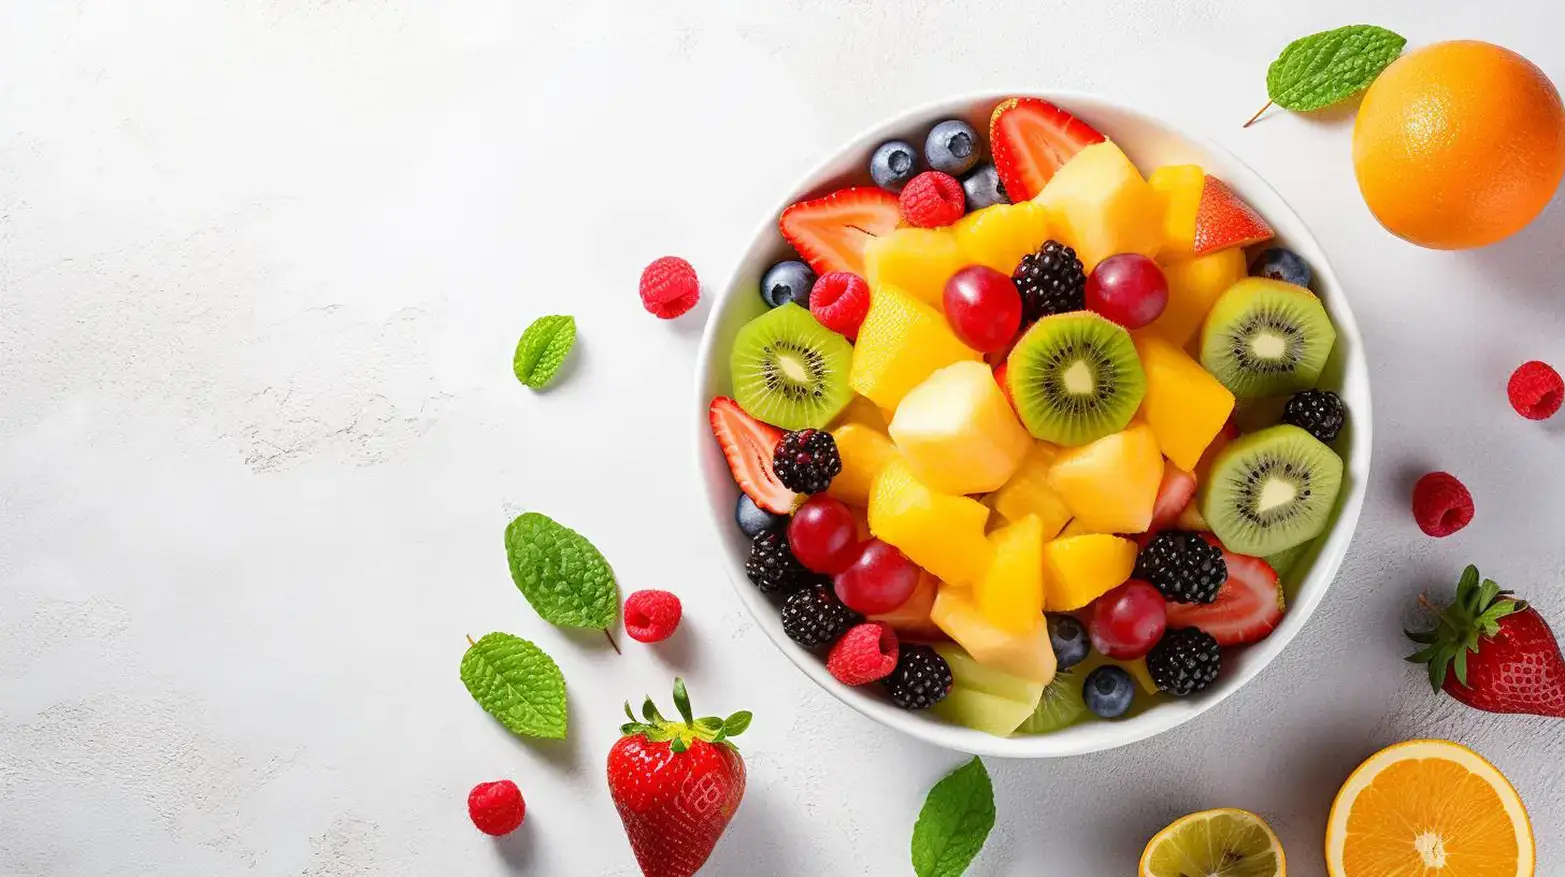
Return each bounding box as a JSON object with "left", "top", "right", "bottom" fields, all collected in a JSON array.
[{"left": 2, "top": 0, "right": 1563, "bottom": 874}]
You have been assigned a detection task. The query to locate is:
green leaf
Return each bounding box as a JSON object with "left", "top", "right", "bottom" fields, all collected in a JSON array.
[
  {"left": 723, "top": 710, "right": 753, "bottom": 737},
  {"left": 911, "top": 757, "right": 996, "bottom": 877},
  {"left": 672, "top": 678, "right": 695, "bottom": 725},
  {"left": 505, "top": 512, "right": 619, "bottom": 630},
  {"left": 1266, "top": 25, "right": 1406, "bottom": 111},
  {"left": 460, "top": 632, "right": 567, "bottom": 740},
  {"left": 513, "top": 315, "right": 576, "bottom": 389}
]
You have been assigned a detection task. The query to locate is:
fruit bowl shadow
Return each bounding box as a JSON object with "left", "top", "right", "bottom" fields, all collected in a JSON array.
[{"left": 692, "top": 90, "right": 1373, "bottom": 757}]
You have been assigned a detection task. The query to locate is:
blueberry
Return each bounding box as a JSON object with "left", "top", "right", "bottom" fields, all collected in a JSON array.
[
  {"left": 869, "top": 140, "right": 920, "bottom": 192},
  {"left": 925, "top": 119, "right": 981, "bottom": 176},
  {"left": 759, "top": 260, "right": 816, "bottom": 309},
  {"left": 735, "top": 494, "right": 786, "bottom": 538},
  {"left": 1047, "top": 614, "right": 1090, "bottom": 670},
  {"left": 1249, "top": 247, "right": 1313, "bottom": 290},
  {"left": 1083, "top": 665, "right": 1135, "bottom": 719},
  {"left": 961, "top": 164, "right": 1009, "bottom": 211}
]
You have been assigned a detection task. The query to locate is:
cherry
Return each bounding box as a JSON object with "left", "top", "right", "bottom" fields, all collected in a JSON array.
[
  {"left": 942, "top": 265, "right": 1023, "bottom": 353},
  {"left": 1085, "top": 254, "right": 1168, "bottom": 329},
  {"left": 1088, "top": 580, "right": 1168, "bottom": 660},
  {"left": 787, "top": 495, "right": 860, "bottom": 574},
  {"left": 834, "top": 539, "right": 921, "bottom": 615}
]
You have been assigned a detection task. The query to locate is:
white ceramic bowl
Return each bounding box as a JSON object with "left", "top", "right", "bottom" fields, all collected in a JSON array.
[{"left": 694, "top": 91, "right": 1372, "bottom": 757}]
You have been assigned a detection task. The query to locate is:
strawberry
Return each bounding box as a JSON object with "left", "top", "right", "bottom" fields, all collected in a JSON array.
[
  {"left": 989, "top": 97, "right": 1106, "bottom": 201},
  {"left": 709, "top": 397, "right": 798, "bottom": 514},
  {"left": 1166, "top": 547, "right": 1284, "bottom": 646},
  {"left": 778, "top": 187, "right": 901, "bottom": 277},
  {"left": 1149, "top": 463, "right": 1197, "bottom": 532},
  {"left": 1192, "top": 176, "right": 1274, "bottom": 256},
  {"left": 1406, "top": 565, "right": 1565, "bottom": 718},
  {"left": 608, "top": 679, "right": 751, "bottom": 877}
]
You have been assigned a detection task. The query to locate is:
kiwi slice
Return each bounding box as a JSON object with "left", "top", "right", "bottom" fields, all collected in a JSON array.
[
  {"left": 730, "top": 302, "right": 853, "bottom": 430},
  {"left": 1200, "top": 278, "right": 1337, "bottom": 399},
  {"left": 1006, "top": 311, "right": 1146, "bottom": 446},
  {"left": 1199, "top": 424, "right": 1344, "bottom": 557},
  {"left": 1016, "top": 672, "right": 1086, "bottom": 734}
]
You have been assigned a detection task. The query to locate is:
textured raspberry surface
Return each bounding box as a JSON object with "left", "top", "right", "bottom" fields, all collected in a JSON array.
[
  {"left": 468, "top": 780, "right": 525, "bottom": 836},
  {"left": 623, "top": 589, "right": 682, "bottom": 643},
  {"left": 638, "top": 256, "right": 700, "bottom": 319},
  {"left": 1508, "top": 360, "right": 1563, "bottom": 421},
  {"left": 809, "top": 272, "right": 871, "bottom": 339},
  {"left": 826, "top": 622, "right": 899, "bottom": 686},
  {"left": 1412, "top": 471, "right": 1474, "bottom": 538},
  {"left": 898, "top": 171, "right": 965, "bottom": 228}
]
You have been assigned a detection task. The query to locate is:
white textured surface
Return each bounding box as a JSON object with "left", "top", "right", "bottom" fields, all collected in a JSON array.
[{"left": 1, "top": 1, "right": 1562, "bottom": 875}]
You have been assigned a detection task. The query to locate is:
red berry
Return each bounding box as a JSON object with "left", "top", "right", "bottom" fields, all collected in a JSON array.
[
  {"left": 1508, "top": 360, "right": 1563, "bottom": 421},
  {"left": 943, "top": 266, "right": 1024, "bottom": 352},
  {"left": 639, "top": 256, "right": 700, "bottom": 319},
  {"left": 827, "top": 622, "right": 899, "bottom": 686},
  {"left": 624, "top": 590, "right": 683, "bottom": 643},
  {"left": 468, "top": 780, "right": 525, "bottom": 836},
  {"left": 1085, "top": 254, "right": 1168, "bottom": 329},
  {"left": 810, "top": 272, "right": 871, "bottom": 339},
  {"left": 1412, "top": 471, "right": 1474, "bottom": 537},
  {"left": 899, "top": 171, "right": 966, "bottom": 228},
  {"left": 787, "top": 495, "right": 860, "bottom": 574},
  {"left": 834, "top": 539, "right": 921, "bottom": 614},
  {"left": 1088, "top": 580, "right": 1168, "bottom": 660}
]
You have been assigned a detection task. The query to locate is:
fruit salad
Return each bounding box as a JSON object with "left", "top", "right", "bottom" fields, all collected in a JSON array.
[{"left": 711, "top": 97, "right": 1350, "bottom": 738}]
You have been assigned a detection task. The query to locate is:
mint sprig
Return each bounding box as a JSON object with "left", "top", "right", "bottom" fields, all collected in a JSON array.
[
  {"left": 1246, "top": 25, "right": 1406, "bottom": 126},
  {"left": 513, "top": 315, "right": 576, "bottom": 389},
  {"left": 460, "top": 632, "right": 568, "bottom": 740},
  {"left": 911, "top": 757, "right": 995, "bottom": 877},
  {"left": 505, "top": 512, "right": 620, "bottom": 638}
]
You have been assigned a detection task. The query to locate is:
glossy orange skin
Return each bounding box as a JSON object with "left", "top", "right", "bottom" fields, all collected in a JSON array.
[{"left": 1353, "top": 41, "right": 1565, "bottom": 249}]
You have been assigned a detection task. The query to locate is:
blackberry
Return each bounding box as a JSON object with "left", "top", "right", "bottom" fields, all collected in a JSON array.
[
  {"left": 772, "top": 428, "right": 841, "bottom": 495},
  {"left": 1135, "top": 530, "right": 1227, "bottom": 604},
  {"left": 780, "top": 586, "right": 861, "bottom": 648},
  {"left": 1282, "top": 389, "right": 1346, "bottom": 444},
  {"left": 745, "top": 529, "right": 818, "bottom": 595},
  {"left": 1146, "top": 628, "right": 1221, "bottom": 696},
  {"left": 881, "top": 644, "right": 953, "bottom": 710},
  {"left": 1012, "top": 240, "right": 1086, "bottom": 323}
]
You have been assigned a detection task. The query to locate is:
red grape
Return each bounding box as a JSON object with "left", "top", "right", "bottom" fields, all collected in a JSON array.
[
  {"left": 1088, "top": 580, "right": 1167, "bottom": 659},
  {"left": 1085, "top": 254, "right": 1168, "bottom": 329},
  {"left": 787, "top": 496, "right": 860, "bottom": 574},
  {"left": 942, "top": 265, "right": 1023, "bottom": 352},
  {"left": 834, "top": 539, "right": 921, "bottom": 614}
]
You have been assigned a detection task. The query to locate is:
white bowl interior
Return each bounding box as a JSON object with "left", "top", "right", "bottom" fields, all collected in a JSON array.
[{"left": 694, "top": 91, "right": 1372, "bottom": 757}]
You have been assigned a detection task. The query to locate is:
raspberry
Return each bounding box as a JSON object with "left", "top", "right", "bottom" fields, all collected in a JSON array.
[
  {"left": 1508, "top": 360, "right": 1563, "bottom": 421},
  {"left": 623, "top": 590, "right": 682, "bottom": 643},
  {"left": 826, "top": 622, "right": 899, "bottom": 686},
  {"left": 639, "top": 256, "right": 700, "bottom": 319},
  {"left": 468, "top": 780, "right": 525, "bottom": 836},
  {"left": 809, "top": 272, "right": 871, "bottom": 340},
  {"left": 898, "top": 171, "right": 966, "bottom": 228},
  {"left": 1412, "top": 471, "right": 1474, "bottom": 538}
]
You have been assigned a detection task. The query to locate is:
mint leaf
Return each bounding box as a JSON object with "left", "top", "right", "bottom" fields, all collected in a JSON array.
[
  {"left": 513, "top": 315, "right": 576, "bottom": 389},
  {"left": 505, "top": 512, "right": 619, "bottom": 630},
  {"left": 911, "top": 757, "right": 995, "bottom": 877},
  {"left": 1266, "top": 25, "right": 1406, "bottom": 112},
  {"left": 460, "top": 632, "right": 567, "bottom": 740}
]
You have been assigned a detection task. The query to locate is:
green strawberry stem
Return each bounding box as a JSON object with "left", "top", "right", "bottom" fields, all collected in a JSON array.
[
  {"left": 620, "top": 678, "right": 751, "bottom": 753},
  {"left": 1243, "top": 100, "right": 1273, "bottom": 128},
  {"left": 1405, "top": 565, "right": 1526, "bottom": 690}
]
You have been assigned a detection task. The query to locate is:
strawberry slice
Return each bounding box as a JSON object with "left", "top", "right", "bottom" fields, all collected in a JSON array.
[
  {"left": 1192, "top": 176, "right": 1274, "bottom": 256},
  {"left": 778, "top": 187, "right": 901, "bottom": 276},
  {"left": 1149, "top": 463, "right": 1197, "bottom": 532},
  {"left": 709, "top": 397, "right": 798, "bottom": 514},
  {"left": 989, "top": 97, "right": 1106, "bottom": 201},
  {"left": 1166, "top": 546, "right": 1284, "bottom": 646}
]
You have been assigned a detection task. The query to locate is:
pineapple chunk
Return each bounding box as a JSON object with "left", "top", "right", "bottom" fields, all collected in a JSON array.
[
  {"left": 1041, "top": 535, "right": 1138, "bottom": 610},
  {"left": 952, "top": 202, "right": 1053, "bottom": 274},
  {"left": 975, "top": 514, "right": 1045, "bottom": 631},
  {"left": 1134, "top": 334, "right": 1236, "bottom": 472},
  {"left": 1148, "top": 164, "right": 1205, "bottom": 258},
  {"left": 849, "top": 285, "right": 980, "bottom": 411},
  {"left": 1045, "top": 423, "right": 1164, "bottom": 534},
  {"left": 1033, "top": 141, "right": 1162, "bottom": 270},
  {"left": 931, "top": 586, "right": 1057, "bottom": 683},
  {"left": 986, "top": 442, "right": 1072, "bottom": 539},
  {"left": 863, "top": 228, "right": 967, "bottom": 311},
  {"left": 827, "top": 423, "right": 898, "bottom": 507},
  {"left": 1144, "top": 248, "right": 1246, "bottom": 348},
  {"left": 868, "top": 458, "right": 992, "bottom": 586},
  {"left": 889, "top": 361, "right": 1032, "bottom": 495}
]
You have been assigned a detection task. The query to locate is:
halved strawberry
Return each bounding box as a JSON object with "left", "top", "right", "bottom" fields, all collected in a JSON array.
[
  {"left": 1192, "top": 176, "right": 1274, "bottom": 256},
  {"left": 778, "top": 187, "right": 901, "bottom": 276},
  {"left": 1166, "top": 546, "right": 1284, "bottom": 646},
  {"left": 1149, "top": 463, "right": 1197, "bottom": 531},
  {"left": 989, "top": 97, "right": 1106, "bottom": 201},
  {"left": 709, "top": 397, "right": 798, "bottom": 514}
]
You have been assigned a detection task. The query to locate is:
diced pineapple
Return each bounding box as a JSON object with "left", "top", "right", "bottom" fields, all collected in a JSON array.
[
  {"left": 951, "top": 201, "right": 1053, "bottom": 274},
  {"left": 1045, "top": 423, "right": 1164, "bottom": 534},
  {"left": 868, "top": 457, "right": 992, "bottom": 586},
  {"left": 1144, "top": 248, "right": 1246, "bottom": 348},
  {"left": 849, "top": 285, "right": 981, "bottom": 411},
  {"left": 986, "top": 442, "right": 1072, "bottom": 539},
  {"left": 830, "top": 394, "right": 889, "bottom": 433},
  {"left": 1033, "top": 141, "right": 1162, "bottom": 270},
  {"left": 1134, "top": 334, "right": 1236, "bottom": 472},
  {"left": 1041, "top": 534, "right": 1138, "bottom": 610},
  {"left": 863, "top": 228, "right": 968, "bottom": 311},
  {"left": 1148, "top": 165, "right": 1205, "bottom": 258},
  {"left": 827, "top": 423, "right": 898, "bottom": 507},
  {"left": 1059, "top": 518, "right": 1104, "bottom": 538},
  {"left": 889, "top": 362, "right": 1032, "bottom": 495},
  {"left": 975, "top": 515, "right": 1045, "bottom": 631},
  {"left": 931, "top": 586, "right": 1057, "bottom": 683}
]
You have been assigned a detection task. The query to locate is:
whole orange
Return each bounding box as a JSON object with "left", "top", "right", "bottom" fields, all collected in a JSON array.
[{"left": 1353, "top": 40, "right": 1565, "bottom": 249}]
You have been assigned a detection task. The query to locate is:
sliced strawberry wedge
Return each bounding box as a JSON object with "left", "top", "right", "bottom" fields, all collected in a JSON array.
[
  {"left": 989, "top": 97, "right": 1106, "bottom": 201},
  {"left": 710, "top": 397, "right": 798, "bottom": 514},
  {"left": 1192, "top": 176, "right": 1274, "bottom": 256},
  {"left": 779, "top": 187, "right": 901, "bottom": 277},
  {"left": 1166, "top": 546, "right": 1284, "bottom": 646},
  {"left": 1150, "top": 463, "right": 1197, "bottom": 532}
]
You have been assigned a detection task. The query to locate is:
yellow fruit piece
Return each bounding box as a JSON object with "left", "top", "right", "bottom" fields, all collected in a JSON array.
[
  {"left": 1326, "top": 739, "right": 1533, "bottom": 877},
  {"left": 849, "top": 285, "right": 981, "bottom": 411},
  {"left": 889, "top": 361, "right": 1032, "bottom": 495},
  {"left": 1147, "top": 164, "right": 1205, "bottom": 258},
  {"left": 1145, "top": 248, "right": 1246, "bottom": 349},
  {"left": 1141, "top": 809, "right": 1284, "bottom": 877},
  {"left": 1033, "top": 141, "right": 1163, "bottom": 270},
  {"left": 1059, "top": 518, "right": 1103, "bottom": 538},
  {"left": 986, "top": 443, "right": 1071, "bottom": 539},
  {"left": 830, "top": 394, "right": 889, "bottom": 433},
  {"left": 932, "top": 644, "right": 1047, "bottom": 737},
  {"left": 1122, "top": 658, "right": 1158, "bottom": 695},
  {"left": 975, "top": 514, "right": 1045, "bottom": 631},
  {"left": 827, "top": 423, "right": 898, "bottom": 507},
  {"left": 1134, "top": 334, "right": 1236, "bottom": 473},
  {"left": 1046, "top": 423, "right": 1164, "bottom": 534},
  {"left": 868, "top": 457, "right": 992, "bottom": 586},
  {"left": 1041, "top": 534, "right": 1137, "bottom": 610},
  {"left": 931, "top": 585, "right": 1057, "bottom": 683},
  {"left": 863, "top": 227, "right": 967, "bottom": 310},
  {"left": 952, "top": 201, "right": 1053, "bottom": 274}
]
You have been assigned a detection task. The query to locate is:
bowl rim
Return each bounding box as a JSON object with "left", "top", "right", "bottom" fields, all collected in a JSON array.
[{"left": 692, "top": 88, "right": 1373, "bottom": 757}]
